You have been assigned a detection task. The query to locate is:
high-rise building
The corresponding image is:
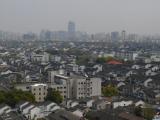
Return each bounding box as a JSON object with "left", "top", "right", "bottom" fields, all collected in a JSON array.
[
  {"left": 111, "top": 31, "right": 119, "bottom": 41},
  {"left": 122, "top": 30, "right": 126, "bottom": 42},
  {"left": 128, "top": 33, "right": 137, "bottom": 41},
  {"left": 68, "top": 21, "right": 76, "bottom": 40},
  {"left": 68, "top": 21, "right": 75, "bottom": 33}
]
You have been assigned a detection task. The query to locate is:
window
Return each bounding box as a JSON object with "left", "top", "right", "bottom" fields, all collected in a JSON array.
[
  {"left": 33, "top": 88, "right": 36, "bottom": 91},
  {"left": 39, "top": 93, "right": 41, "bottom": 95},
  {"left": 39, "top": 88, "right": 41, "bottom": 91},
  {"left": 39, "top": 97, "right": 41, "bottom": 100}
]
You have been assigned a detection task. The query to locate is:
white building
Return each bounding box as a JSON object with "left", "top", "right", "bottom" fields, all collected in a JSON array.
[
  {"left": 49, "top": 71, "right": 101, "bottom": 100},
  {"left": 115, "top": 51, "right": 138, "bottom": 61},
  {"left": 112, "top": 100, "right": 133, "bottom": 109},
  {"left": 31, "top": 52, "right": 49, "bottom": 64},
  {"left": 17, "top": 101, "right": 60, "bottom": 120},
  {"left": 30, "top": 84, "right": 48, "bottom": 102},
  {"left": 0, "top": 104, "right": 11, "bottom": 115},
  {"left": 72, "top": 77, "right": 101, "bottom": 99}
]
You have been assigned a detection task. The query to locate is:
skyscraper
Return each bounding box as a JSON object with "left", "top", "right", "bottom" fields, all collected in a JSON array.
[
  {"left": 68, "top": 21, "right": 75, "bottom": 33},
  {"left": 111, "top": 31, "right": 119, "bottom": 41},
  {"left": 68, "top": 21, "right": 76, "bottom": 40},
  {"left": 122, "top": 30, "right": 126, "bottom": 42}
]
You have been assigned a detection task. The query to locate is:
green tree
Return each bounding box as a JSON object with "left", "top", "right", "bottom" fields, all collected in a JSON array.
[
  {"left": 142, "top": 104, "right": 155, "bottom": 120},
  {"left": 76, "top": 55, "right": 90, "bottom": 65},
  {"left": 0, "top": 91, "right": 5, "bottom": 103},
  {"left": 134, "top": 106, "right": 142, "bottom": 117},
  {"left": 96, "top": 56, "right": 115, "bottom": 64},
  {"left": 46, "top": 89, "right": 63, "bottom": 104},
  {"left": 102, "top": 85, "right": 118, "bottom": 97},
  {"left": 96, "top": 57, "right": 107, "bottom": 64},
  {"left": 0, "top": 89, "right": 35, "bottom": 107}
]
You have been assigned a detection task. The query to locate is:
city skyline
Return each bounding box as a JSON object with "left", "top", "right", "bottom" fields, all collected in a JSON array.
[{"left": 0, "top": 0, "right": 160, "bottom": 34}]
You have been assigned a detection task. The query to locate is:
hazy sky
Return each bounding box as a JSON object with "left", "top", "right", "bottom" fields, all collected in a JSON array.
[{"left": 0, "top": 0, "right": 160, "bottom": 34}]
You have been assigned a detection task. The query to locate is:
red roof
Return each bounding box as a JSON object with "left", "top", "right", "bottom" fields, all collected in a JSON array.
[{"left": 107, "top": 60, "right": 123, "bottom": 65}]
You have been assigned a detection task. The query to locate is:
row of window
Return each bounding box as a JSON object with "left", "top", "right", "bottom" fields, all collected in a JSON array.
[
  {"left": 57, "top": 87, "right": 66, "bottom": 89},
  {"left": 78, "top": 92, "right": 92, "bottom": 95},
  {"left": 78, "top": 82, "right": 92, "bottom": 85},
  {"left": 33, "top": 92, "right": 46, "bottom": 96},
  {"left": 33, "top": 87, "right": 47, "bottom": 91},
  {"left": 78, "top": 87, "right": 92, "bottom": 90}
]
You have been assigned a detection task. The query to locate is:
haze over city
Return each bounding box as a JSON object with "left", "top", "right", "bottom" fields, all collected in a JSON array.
[
  {"left": 1, "top": 0, "right": 160, "bottom": 120},
  {"left": 0, "top": 0, "right": 160, "bottom": 34}
]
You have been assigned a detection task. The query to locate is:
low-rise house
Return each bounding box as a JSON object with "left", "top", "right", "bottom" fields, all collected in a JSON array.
[
  {"left": 118, "top": 112, "right": 145, "bottom": 120},
  {"left": 144, "top": 78, "right": 152, "bottom": 87},
  {"left": 135, "top": 100, "right": 145, "bottom": 107},
  {"left": 132, "top": 65, "right": 140, "bottom": 70},
  {"left": 0, "top": 104, "right": 11, "bottom": 115},
  {"left": 45, "top": 109, "right": 80, "bottom": 120},
  {"left": 0, "top": 111, "right": 25, "bottom": 120},
  {"left": 135, "top": 89, "right": 158, "bottom": 104},
  {"left": 16, "top": 101, "right": 30, "bottom": 112},
  {"left": 65, "top": 100, "right": 79, "bottom": 108},
  {"left": 37, "top": 101, "right": 60, "bottom": 117},
  {"left": 145, "top": 64, "right": 152, "bottom": 69},
  {"left": 17, "top": 101, "right": 60, "bottom": 120},
  {"left": 21, "top": 103, "right": 35, "bottom": 119},
  {"left": 112, "top": 100, "right": 133, "bottom": 109},
  {"left": 79, "top": 98, "right": 94, "bottom": 108},
  {"left": 92, "top": 99, "right": 106, "bottom": 110},
  {"left": 151, "top": 66, "right": 159, "bottom": 72},
  {"left": 71, "top": 109, "right": 84, "bottom": 118}
]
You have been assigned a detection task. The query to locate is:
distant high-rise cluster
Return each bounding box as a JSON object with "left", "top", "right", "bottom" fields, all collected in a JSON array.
[
  {"left": 1, "top": 21, "right": 160, "bottom": 42},
  {"left": 0, "top": 31, "right": 22, "bottom": 41},
  {"left": 38, "top": 21, "right": 88, "bottom": 41}
]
